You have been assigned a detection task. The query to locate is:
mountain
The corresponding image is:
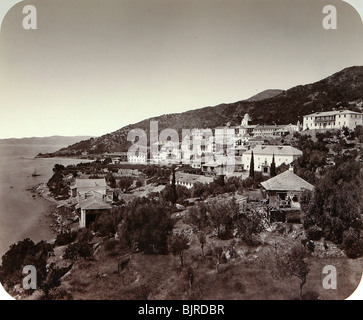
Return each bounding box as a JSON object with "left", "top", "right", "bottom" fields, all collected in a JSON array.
[
  {"left": 49, "top": 66, "right": 363, "bottom": 156},
  {"left": 246, "top": 89, "right": 284, "bottom": 102},
  {"left": 0, "top": 135, "right": 94, "bottom": 146}
]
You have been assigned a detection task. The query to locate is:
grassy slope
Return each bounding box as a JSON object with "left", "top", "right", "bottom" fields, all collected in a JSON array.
[{"left": 55, "top": 214, "right": 362, "bottom": 300}]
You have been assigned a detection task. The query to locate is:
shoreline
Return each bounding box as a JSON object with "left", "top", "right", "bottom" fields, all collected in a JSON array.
[{"left": 26, "top": 183, "right": 75, "bottom": 243}]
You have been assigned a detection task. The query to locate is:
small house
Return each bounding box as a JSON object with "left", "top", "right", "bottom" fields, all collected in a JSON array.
[{"left": 260, "top": 170, "right": 314, "bottom": 222}]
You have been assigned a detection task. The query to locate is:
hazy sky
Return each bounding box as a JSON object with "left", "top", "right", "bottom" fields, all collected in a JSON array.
[{"left": 0, "top": 0, "right": 363, "bottom": 138}]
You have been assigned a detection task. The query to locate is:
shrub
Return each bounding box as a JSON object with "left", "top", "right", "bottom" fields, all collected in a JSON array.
[
  {"left": 343, "top": 228, "right": 363, "bottom": 259},
  {"left": 77, "top": 228, "right": 93, "bottom": 243},
  {"left": 104, "top": 239, "right": 117, "bottom": 252},
  {"left": 63, "top": 242, "right": 93, "bottom": 261},
  {"left": 121, "top": 203, "right": 174, "bottom": 254},
  {"left": 92, "top": 210, "right": 121, "bottom": 237},
  {"left": 55, "top": 231, "right": 78, "bottom": 247},
  {"left": 306, "top": 225, "right": 323, "bottom": 241}
]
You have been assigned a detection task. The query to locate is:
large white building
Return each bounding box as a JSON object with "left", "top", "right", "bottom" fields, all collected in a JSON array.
[
  {"left": 303, "top": 110, "right": 363, "bottom": 130},
  {"left": 242, "top": 145, "right": 303, "bottom": 174}
]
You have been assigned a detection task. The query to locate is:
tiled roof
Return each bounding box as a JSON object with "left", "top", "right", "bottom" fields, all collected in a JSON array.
[
  {"left": 73, "top": 178, "right": 107, "bottom": 188},
  {"left": 76, "top": 191, "right": 112, "bottom": 210},
  {"left": 304, "top": 110, "right": 362, "bottom": 117},
  {"left": 174, "top": 172, "right": 214, "bottom": 185},
  {"left": 244, "top": 145, "right": 302, "bottom": 156},
  {"left": 260, "top": 170, "right": 314, "bottom": 191},
  {"left": 254, "top": 124, "right": 288, "bottom": 130}
]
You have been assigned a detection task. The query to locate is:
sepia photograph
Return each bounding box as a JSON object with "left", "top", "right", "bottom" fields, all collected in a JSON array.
[{"left": 0, "top": 0, "right": 362, "bottom": 306}]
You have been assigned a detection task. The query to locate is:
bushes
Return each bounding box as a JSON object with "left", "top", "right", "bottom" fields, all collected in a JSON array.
[
  {"left": 104, "top": 239, "right": 117, "bottom": 252},
  {"left": 343, "top": 228, "right": 363, "bottom": 259},
  {"left": 183, "top": 203, "right": 209, "bottom": 232},
  {"left": 92, "top": 209, "right": 122, "bottom": 237},
  {"left": 63, "top": 242, "right": 93, "bottom": 261},
  {"left": 77, "top": 228, "right": 94, "bottom": 243},
  {"left": 55, "top": 231, "right": 78, "bottom": 247},
  {"left": 63, "top": 229, "right": 94, "bottom": 261},
  {"left": 0, "top": 239, "right": 53, "bottom": 290},
  {"left": 120, "top": 202, "right": 174, "bottom": 254},
  {"left": 301, "top": 160, "right": 363, "bottom": 244},
  {"left": 0, "top": 238, "right": 36, "bottom": 276},
  {"left": 306, "top": 226, "right": 323, "bottom": 241}
]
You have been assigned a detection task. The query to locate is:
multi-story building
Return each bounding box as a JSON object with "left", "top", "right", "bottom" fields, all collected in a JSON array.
[
  {"left": 242, "top": 145, "right": 302, "bottom": 174},
  {"left": 303, "top": 110, "right": 363, "bottom": 130}
]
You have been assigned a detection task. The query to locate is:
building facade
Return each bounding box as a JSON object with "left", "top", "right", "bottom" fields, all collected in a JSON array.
[
  {"left": 303, "top": 110, "right": 363, "bottom": 130},
  {"left": 242, "top": 145, "right": 303, "bottom": 174}
]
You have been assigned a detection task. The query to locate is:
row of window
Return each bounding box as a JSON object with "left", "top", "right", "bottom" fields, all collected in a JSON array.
[{"left": 306, "top": 114, "right": 362, "bottom": 120}]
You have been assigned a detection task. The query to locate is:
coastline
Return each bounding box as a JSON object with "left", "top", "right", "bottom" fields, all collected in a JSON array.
[{"left": 27, "top": 183, "right": 76, "bottom": 239}]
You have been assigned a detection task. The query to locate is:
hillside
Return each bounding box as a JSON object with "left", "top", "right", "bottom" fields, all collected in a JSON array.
[{"left": 49, "top": 66, "right": 363, "bottom": 156}]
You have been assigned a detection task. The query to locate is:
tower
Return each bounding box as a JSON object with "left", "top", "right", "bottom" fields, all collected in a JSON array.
[{"left": 241, "top": 113, "right": 251, "bottom": 127}]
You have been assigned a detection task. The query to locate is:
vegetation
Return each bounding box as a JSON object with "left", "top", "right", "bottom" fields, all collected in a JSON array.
[
  {"left": 274, "top": 245, "right": 310, "bottom": 300},
  {"left": 119, "top": 200, "right": 174, "bottom": 254}
]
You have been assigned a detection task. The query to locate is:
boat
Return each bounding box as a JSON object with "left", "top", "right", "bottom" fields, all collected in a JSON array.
[{"left": 31, "top": 170, "right": 41, "bottom": 177}]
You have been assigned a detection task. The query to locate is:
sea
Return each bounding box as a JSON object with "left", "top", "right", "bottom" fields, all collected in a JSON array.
[{"left": 0, "top": 144, "right": 91, "bottom": 258}]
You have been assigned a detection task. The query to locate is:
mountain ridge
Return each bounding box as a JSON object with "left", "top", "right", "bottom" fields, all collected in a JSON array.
[
  {"left": 246, "top": 89, "right": 284, "bottom": 102},
  {"left": 48, "top": 66, "right": 363, "bottom": 156},
  {"left": 0, "top": 135, "right": 94, "bottom": 146}
]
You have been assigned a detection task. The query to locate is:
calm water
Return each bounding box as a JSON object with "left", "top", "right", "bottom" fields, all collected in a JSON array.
[{"left": 0, "top": 145, "right": 91, "bottom": 258}]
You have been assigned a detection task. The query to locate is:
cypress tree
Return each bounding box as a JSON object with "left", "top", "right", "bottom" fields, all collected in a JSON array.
[
  {"left": 171, "top": 165, "right": 177, "bottom": 204},
  {"left": 249, "top": 150, "right": 255, "bottom": 179},
  {"left": 270, "top": 153, "right": 276, "bottom": 177}
]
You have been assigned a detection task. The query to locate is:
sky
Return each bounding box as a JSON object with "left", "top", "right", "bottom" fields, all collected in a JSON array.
[{"left": 0, "top": 0, "right": 363, "bottom": 139}]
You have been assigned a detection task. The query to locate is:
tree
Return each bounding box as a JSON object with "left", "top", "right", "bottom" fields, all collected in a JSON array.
[
  {"left": 121, "top": 203, "right": 174, "bottom": 254},
  {"left": 105, "top": 173, "right": 116, "bottom": 188},
  {"left": 212, "top": 246, "right": 225, "bottom": 274},
  {"left": 119, "top": 176, "right": 133, "bottom": 191},
  {"left": 135, "top": 179, "right": 143, "bottom": 188},
  {"left": 184, "top": 203, "right": 209, "bottom": 232},
  {"left": 47, "top": 172, "right": 69, "bottom": 197},
  {"left": 198, "top": 232, "right": 207, "bottom": 257},
  {"left": 171, "top": 166, "right": 177, "bottom": 204},
  {"left": 235, "top": 209, "right": 265, "bottom": 246},
  {"left": 169, "top": 233, "right": 189, "bottom": 266},
  {"left": 270, "top": 153, "right": 276, "bottom": 177},
  {"left": 275, "top": 245, "right": 310, "bottom": 300},
  {"left": 0, "top": 239, "right": 53, "bottom": 293},
  {"left": 0, "top": 238, "right": 35, "bottom": 276},
  {"left": 63, "top": 241, "right": 93, "bottom": 261},
  {"left": 249, "top": 150, "right": 255, "bottom": 180},
  {"left": 208, "top": 200, "right": 233, "bottom": 239},
  {"left": 39, "top": 262, "right": 73, "bottom": 299},
  {"left": 343, "top": 227, "right": 363, "bottom": 259},
  {"left": 191, "top": 182, "right": 206, "bottom": 199},
  {"left": 53, "top": 164, "right": 65, "bottom": 173},
  {"left": 301, "top": 160, "right": 363, "bottom": 243}
]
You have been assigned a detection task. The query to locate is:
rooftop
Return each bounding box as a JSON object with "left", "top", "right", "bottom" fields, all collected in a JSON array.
[
  {"left": 76, "top": 191, "right": 113, "bottom": 210},
  {"left": 254, "top": 124, "right": 289, "bottom": 130},
  {"left": 260, "top": 170, "right": 314, "bottom": 192},
  {"left": 72, "top": 178, "right": 107, "bottom": 189},
  {"left": 304, "top": 109, "right": 362, "bottom": 118},
  {"left": 174, "top": 172, "right": 214, "bottom": 185},
  {"left": 244, "top": 145, "right": 302, "bottom": 156}
]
